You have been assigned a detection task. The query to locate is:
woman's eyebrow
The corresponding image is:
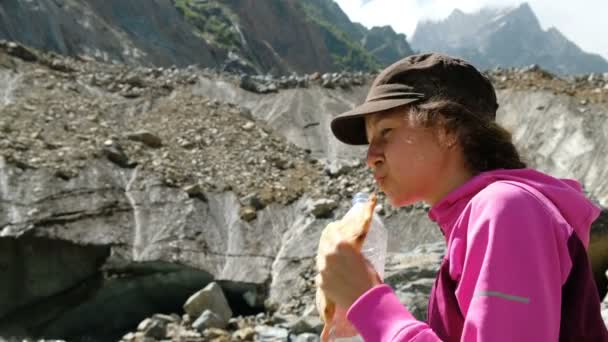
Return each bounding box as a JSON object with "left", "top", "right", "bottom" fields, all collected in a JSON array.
[
  {"left": 374, "top": 116, "right": 397, "bottom": 129},
  {"left": 366, "top": 116, "right": 393, "bottom": 143}
]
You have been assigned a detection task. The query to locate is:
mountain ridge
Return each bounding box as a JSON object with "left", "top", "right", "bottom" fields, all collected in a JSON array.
[
  {"left": 411, "top": 2, "right": 608, "bottom": 75},
  {"left": 0, "top": 0, "right": 414, "bottom": 74}
]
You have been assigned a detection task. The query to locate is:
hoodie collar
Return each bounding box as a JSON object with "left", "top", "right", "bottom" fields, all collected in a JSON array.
[
  {"left": 428, "top": 171, "right": 489, "bottom": 238},
  {"left": 427, "top": 168, "right": 601, "bottom": 248}
]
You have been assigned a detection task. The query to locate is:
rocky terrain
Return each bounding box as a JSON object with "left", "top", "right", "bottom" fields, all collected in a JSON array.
[
  {"left": 411, "top": 3, "right": 608, "bottom": 75},
  {"left": 0, "top": 41, "right": 607, "bottom": 341}
]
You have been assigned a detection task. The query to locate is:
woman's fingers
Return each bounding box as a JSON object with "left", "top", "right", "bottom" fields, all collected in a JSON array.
[
  {"left": 317, "top": 221, "right": 342, "bottom": 270},
  {"left": 317, "top": 241, "right": 358, "bottom": 286},
  {"left": 317, "top": 240, "right": 383, "bottom": 308}
]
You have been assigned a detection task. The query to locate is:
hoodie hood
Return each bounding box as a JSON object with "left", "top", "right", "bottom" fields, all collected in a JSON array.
[{"left": 429, "top": 168, "right": 601, "bottom": 249}]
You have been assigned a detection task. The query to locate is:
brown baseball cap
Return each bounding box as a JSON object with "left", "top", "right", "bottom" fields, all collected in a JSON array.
[{"left": 330, "top": 53, "right": 499, "bottom": 145}]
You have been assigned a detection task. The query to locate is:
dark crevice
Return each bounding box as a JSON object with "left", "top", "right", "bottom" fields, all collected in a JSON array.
[
  {"left": 33, "top": 207, "right": 132, "bottom": 227},
  {"left": 0, "top": 235, "right": 271, "bottom": 341},
  {"left": 0, "top": 187, "right": 126, "bottom": 207},
  {"left": 0, "top": 206, "right": 132, "bottom": 231},
  {"left": 217, "top": 279, "right": 269, "bottom": 317},
  {"left": 0, "top": 236, "right": 110, "bottom": 339}
]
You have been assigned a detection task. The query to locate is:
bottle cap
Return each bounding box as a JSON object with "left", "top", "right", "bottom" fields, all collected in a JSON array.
[{"left": 352, "top": 192, "right": 369, "bottom": 205}]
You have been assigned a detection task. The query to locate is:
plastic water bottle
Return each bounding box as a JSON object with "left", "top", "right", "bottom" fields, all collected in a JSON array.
[
  {"left": 350, "top": 192, "right": 387, "bottom": 280},
  {"left": 330, "top": 192, "right": 388, "bottom": 342}
]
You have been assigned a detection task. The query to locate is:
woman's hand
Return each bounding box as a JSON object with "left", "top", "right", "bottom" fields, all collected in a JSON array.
[{"left": 317, "top": 240, "right": 383, "bottom": 310}]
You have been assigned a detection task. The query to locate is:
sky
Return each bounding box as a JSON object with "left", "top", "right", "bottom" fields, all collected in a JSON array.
[{"left": 334, "top": 0, "right": 608, "bottom": 60}]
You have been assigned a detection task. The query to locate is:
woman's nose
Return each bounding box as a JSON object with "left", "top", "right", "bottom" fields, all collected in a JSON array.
[{"left": 366, "top": 142, "right": 384, "bottom": 169}]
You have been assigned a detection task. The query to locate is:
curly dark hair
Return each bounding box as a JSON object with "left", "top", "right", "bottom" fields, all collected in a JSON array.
[{"left": 406, "top": 97, "right": 527, "bottom": 173}]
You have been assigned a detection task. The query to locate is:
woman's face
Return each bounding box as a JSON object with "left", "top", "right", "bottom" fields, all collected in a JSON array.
[{"left": 365, "top": 107, "right": 454, "bottom": 207}]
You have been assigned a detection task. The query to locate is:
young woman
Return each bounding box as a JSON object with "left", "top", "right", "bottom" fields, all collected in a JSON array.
[{"left": 317, "top": 53, "right": 608, "bottom": 341}]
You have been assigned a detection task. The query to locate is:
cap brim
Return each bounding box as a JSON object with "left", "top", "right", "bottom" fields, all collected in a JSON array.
[{"left": 330, "top": 98, "right": 422, "bottom": 145}]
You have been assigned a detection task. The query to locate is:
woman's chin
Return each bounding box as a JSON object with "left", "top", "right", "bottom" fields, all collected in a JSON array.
[{"left": 386, "top": 193, "right": 416, "bottom": 208}]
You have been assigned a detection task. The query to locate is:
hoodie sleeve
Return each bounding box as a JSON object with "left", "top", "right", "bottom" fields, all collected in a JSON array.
[
  {"left": 347, "top": 183, "right": 568, "bottom": 341},
  {"left": 347, "top": 284, "right": 442, "bottom": 341}
]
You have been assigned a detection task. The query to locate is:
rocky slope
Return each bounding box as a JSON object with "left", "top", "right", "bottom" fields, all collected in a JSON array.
[
  {"left": 0, "top": 43, "right": 438, "bottom": 341},
  {"left": 0, "top": 0, "right": 413, "bottom": 74},
  {"left": 411, "top": 3, "right": 608, "bottom": 75},
  {"left": 1, "top": 42, "right": 607, "bottom": 340}
]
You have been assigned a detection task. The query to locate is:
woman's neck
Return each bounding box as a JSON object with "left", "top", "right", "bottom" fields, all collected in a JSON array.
[{"left": 426, "top": 150, "right": 474, "bottom": 206}]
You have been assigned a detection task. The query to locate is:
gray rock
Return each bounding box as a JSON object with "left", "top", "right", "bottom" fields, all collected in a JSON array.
[
  {"left": 6, "top": 41, "right": 37, "bottom": 62},
  {"left": 309, "top": 72, "right": 321, "bottom": 81},
  {"left": 293, "top": 333, "right": 320, "bottom": 342},
  {"left": 122, "top": 332, "right": 147, "bottom": 341},
  {"left": 101, "top": 141, "right": 133, "bottom": 168},
  {"left": 122, "top": 332, "right": 136, "bottom": 341},
  {"left": 240, "top": 205, "right": 258, "bottom": 221},
  {"left": 137, "top": 317, "right": 167, "bottom": 339},
  {"left": 321, "top": 79, "right": 334, "bottom": 89},
  {"left": 255, "top": 325, "right": 289, "bottom": 341},
  {"left": 242, "top": 121, "right": 255, "bottom": 131},
  {"left": 308, "top": 198, "right": 337, "bottom": 218},
  {"left": 49, "top": 59, "right": 75, "bottom": 73},
  {"left": 136, "top": 318, "right": 153, "bottom": 331},
  {"left": 122, "top": 87, "right": 144, "bottom": 98},
  {"left": 240, "top": 75, "right": 272, "bottom": 94},
  {"left": 183, "top": 184, "right": 207, "bottom": 201},
  {"left": 202, "top": 327, "right": 231, "bottom": 340},
  {"left": 324, "top": 159, "right": 358, "bottom": 177},
  {"left": 240, "top": 193, "right": 266, "bottom": 210},
  {"left": 192, "top": 309, "right": 227, "bottom": 331},
  {"left": 183, "top": 282, "right": 233, "bottom": 322},
  {"left": 239, "top": 107, "right": 254, "bottom": 121},
  {"left": 233, "top": 327, "right": 256, "bottom": 340},
  {"left": 286, "top": 312, "right": 323, "bottom": 335},
  {"left": 123, "top": 73, "right": 147, "bottom": 88},
  {"left": 267, "top": 83, "right": 278, "bottom": 92},
  {"left": 272, "top": 156, "right": 292, "bottom": 170},
  {"left": 127, "top": 131, "right": 162, "bottom": 148}
]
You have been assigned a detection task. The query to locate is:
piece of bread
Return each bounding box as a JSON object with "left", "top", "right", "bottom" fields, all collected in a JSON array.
[{"left": 316, "top": 193, "right": 377, "bottom": 342}]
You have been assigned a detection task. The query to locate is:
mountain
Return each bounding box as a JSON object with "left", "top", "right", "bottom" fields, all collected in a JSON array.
[
  {"left": 295, "top": 0, "right": 413, "bottom": 67},
  {"left": 0, "top": 0, "right": 220, "bottom": 67},
  {"left": 362, "top": 25, "right": 414, "bottom": 66},
  {"left": 411, "top": 2, "right": 608, "bottom": 75},
  {"left": 0, "top": 0, "right": 414, "bottom": 74}
]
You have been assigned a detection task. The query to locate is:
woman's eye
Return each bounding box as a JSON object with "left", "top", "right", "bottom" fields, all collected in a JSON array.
[{"left": 380, "top": 128, "right": 392, "bottom": 137}]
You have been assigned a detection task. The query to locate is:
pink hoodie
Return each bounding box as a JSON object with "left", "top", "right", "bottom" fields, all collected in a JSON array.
[{"left": 346, "top": 169, "right": 608, "bottom": 341}]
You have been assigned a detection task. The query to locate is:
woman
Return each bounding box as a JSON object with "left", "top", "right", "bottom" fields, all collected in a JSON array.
[{"left": 318, "top": 53, "right": 608, "bottom": 341}]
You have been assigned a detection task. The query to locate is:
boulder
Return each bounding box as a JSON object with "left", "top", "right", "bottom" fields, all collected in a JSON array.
[
  {"left": 127, "top": 131, "right": 163, "bottom": 148},
  {"left": 5, "top": 41, "right": 37, "bottom": 61},
  {"left": 308, "top": 198, "right": 337, "bottom": 218},
  {"left": 183, "top": 282, "right": 233, "bottom": 322},
  {"left": 192, "top": 309, "right": 228, "bottom": 331}
]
